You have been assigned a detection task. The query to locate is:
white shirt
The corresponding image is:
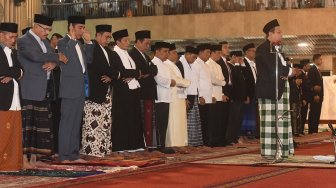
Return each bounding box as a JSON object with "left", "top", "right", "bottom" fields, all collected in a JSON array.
[
  {"left": 221, "top": 56, "right": 232, "bottom": 85},
  {"left": 30, "top": 30, "right": 50, "bottom": 79},
  {"left": 99, "top": 44, "right": 109, "bottom": 65},
  {"left": 113, "top": 45, "right": 140, "bottom": 89},
  {"left": 164, "top": 59, "right": 191, "bottom": 100},
  {"left": 207, "top": 58, "right": 225, "bottom": 101},
  {"left": 152, "top": 56, "right": 173, "bottom": 103},
  {"left": 4, "top": 47, "right": 21, "bottom": 110},
  {"left": 196, "top": 57, "right": 213, "bottom": 104},
  {"left": 180, "top": 55, "right": 199, "bottom": 95},
  {"left": 67, "top": 34, "right": 86, "bottom": 73},
  {"left": 244, "top": 57, "right": 257, "bottom": 83}
]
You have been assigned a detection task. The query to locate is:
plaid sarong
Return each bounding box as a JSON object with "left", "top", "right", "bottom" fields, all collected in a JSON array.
[
  {"left": 258, "top": 81, "right": 294, "bottom": 158},
  {"left": 187, "top": 99, "right": 203, "bottom": 146}
]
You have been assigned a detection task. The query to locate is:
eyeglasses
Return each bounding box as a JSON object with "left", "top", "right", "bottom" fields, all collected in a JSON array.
[{"left": 37, "top": 23, "right": 52, "bottom": 32}]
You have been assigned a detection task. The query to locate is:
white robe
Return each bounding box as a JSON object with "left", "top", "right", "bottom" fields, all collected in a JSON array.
[{"left": 164, "top": 60, "right": 191, "bottom": 147}]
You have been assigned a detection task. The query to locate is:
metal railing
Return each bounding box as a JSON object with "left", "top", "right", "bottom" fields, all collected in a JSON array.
[{"left": 41, "top": 0, "right": 333, "bottom": 20}]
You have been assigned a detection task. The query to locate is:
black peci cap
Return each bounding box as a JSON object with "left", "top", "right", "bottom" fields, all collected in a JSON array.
[
  {"left": 135, "top": 30, "right": 151, "bottom": 40},
  {"left": 263, "top": 19, "right": 280, "bottom": 34},
  {"left": 96, "top": 24, "right": 112, "bottom": 33},
  {"left": 0, "top": 22, "right": 18, "bottom": 33},
  {"left": 34, "top": 14, "right": 54, "bottom": 26},
  {"left": 112, "top": 29, "right": 129, "bottom": 41}
]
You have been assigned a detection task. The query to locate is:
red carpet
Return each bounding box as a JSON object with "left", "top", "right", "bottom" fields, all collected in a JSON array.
[
  {"left": 295, "top": 142, "right": 334, "bottom": 155},
  {"left": 66, "top": 164, "right": 282, "bottom": 188},
  {"left": 238, "top": 168, "right": 336, "bottom": 188}
]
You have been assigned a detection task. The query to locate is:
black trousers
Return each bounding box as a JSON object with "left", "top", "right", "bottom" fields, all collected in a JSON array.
[
  {"left": 308, "top": 100, "right": 322, "bottom": 134},
  {"left": 221, "top": 102, "right": 231, "bottom": 145},
  {"left": 155, "top": 102, "right": 169, "bottom": 148},
  {"left": 199, "top": 104, "right": 209, "bottom": 146},
  {"left": 225, "top": 102, "right": 245, "bottom": 144},
  {"left": 207, "top": 102, "right": 224, "bottom": 147},
  {"left": 300, "top": 102, "right": 309, "bottom": 134}
]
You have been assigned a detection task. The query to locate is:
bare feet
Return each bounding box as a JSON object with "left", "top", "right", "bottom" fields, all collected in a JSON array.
[
  {"left": 72, "top": 158, "right": 87, "bottom": 163},
  {"left": 23, "top": 155, "right": 34, "bottom": 169},
  {"left": 60, "top": 160, "right": 71, "bottom": 164}
]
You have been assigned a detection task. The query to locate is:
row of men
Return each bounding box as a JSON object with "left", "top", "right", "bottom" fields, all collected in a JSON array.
[{"left": 0, "top": 15, "right": 324, "bottom": 171}]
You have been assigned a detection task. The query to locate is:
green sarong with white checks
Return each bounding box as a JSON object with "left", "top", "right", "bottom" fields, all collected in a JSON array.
[{"left": 258, "top": 81, "right": 294, "bottom": 158}]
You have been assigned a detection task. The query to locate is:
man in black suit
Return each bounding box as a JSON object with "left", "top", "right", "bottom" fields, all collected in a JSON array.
[
  {"left": 299, "top": 59, "right": 311, "bottom": 135},
  {"left": 241, "top": 43, "right": 258, "bottom": 142},
  {"left": 289, "top": 63, "right": 303, "bottom": 137},
  {"left": 0, "top": 22, "right": 26, "bottom": 170},
  {"left": 217, "top": 41, "right": 233, "bottom": 145},
  {"left": 255, "top": 19, "right": 298, "bottom": 159},
  {"left": 225, "top": 51, "right": 248, "bottom": 145},
  {"left": 128, "top": 30, "right": 158, "bottom": 147},
  {"left": 81, "top": 24, "right": 119, "bottom": 157},
  {"left": 307, "top": 54, "right": 324, "bottom": 134}
]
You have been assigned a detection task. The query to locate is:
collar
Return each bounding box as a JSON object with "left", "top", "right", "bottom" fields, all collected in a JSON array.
[
  {"left": 0, "top": 43, "right": 6, "bottom": 49},
  {"left": 244, "top": 57, "right": 255, "bottom": 65},
  {"left": 29, "top": 29, "right": 43, "bottom": 43},
  {"left": 313, "top": 63, "right": 319, "bottom": 69},
  {"left": 134, "top": 45, "right": 144, "bottom": 54}
]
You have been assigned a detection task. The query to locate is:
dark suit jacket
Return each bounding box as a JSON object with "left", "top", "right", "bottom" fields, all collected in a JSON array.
[
  {"left": 255, "top": 39, "right": 290, "bottom": 100},
  {"left": 110, "top": 50, "right": 141, "bottom": 92},
  {"left": 289, "top": 76, "right": 301, "bottom": 103},
  {"left": 0, "top": 47, "right": 23, "bottom": 110},
  {"left": 307, "top": 65, "right": 324, "bottom": 102},
  {"left": 87, "top": 40, "right": 119, "bottom": 104},
  {"left": 129, "top": 47, "right": 157, "bottom": 100},
  {"left": 300, "top": 71, "right": 310, "bottom": 102},
  {"left": 57, "top": 35, "right": 94, "bottom": 99},
  {"left": 17, "top": 31, "right": 59, "bottom": 101},
  {"left": 176, "top": 60, "right": 184, "bottom": 78},
  {"left": 243, "top": 58, "right": 256, "bottom": 100},
  {"left": 231, "top": 64, "right": 247, "bottom": 102},
  {"left": 217, "top": 58, "right": 233, "bottom": 98}
]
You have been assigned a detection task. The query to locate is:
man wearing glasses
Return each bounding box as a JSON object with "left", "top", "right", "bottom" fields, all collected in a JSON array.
[{"left": 18, "top": 14, "right": 68, "bottom": 167}]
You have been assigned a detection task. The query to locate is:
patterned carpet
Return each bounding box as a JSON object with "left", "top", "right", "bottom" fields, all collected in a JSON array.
[
  {"left": 0, "top": 132, "right": 332, "bottom": 188},
  {"left": 192, "top": 153, "right": 336, "bottom": 168}
]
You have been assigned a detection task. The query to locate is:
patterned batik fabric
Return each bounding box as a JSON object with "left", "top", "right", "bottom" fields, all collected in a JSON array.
[
  {"left": 21, "top": 100, "right": 54, "bottom": 158},
  {"left": 0, "top": 111, "right": 23, "bottom": 171},
  {"left": 80, "top": 91, "right": 112, "bottom": 157},
  {"left": 187, "top": 98, "right": 204, "bottom": 146},
  {"left": 258, "top": 82, "right": 294, "bottom": 158}
]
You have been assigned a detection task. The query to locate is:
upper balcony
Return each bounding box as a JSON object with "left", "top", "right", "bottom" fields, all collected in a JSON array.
[{"left": 42, "top": 0, "right": 334, "bottom": 20}]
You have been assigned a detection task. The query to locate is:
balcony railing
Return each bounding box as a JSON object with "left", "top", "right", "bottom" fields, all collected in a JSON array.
[{"left": 41, "top": 0, "right": 334, "bottom": 20}]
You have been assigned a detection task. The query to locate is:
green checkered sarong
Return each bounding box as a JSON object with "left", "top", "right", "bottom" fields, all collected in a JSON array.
[{"left": 258, "top": 81, "right": 294, "bottom": 158}]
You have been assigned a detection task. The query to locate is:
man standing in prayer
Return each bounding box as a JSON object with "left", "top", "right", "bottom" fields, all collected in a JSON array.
[
  {"left": 206, "top": 44, "right": 226, "bottom": 147},
  {"left": 81, "top": 24, "right": 118, "bottom": 157},
  {"left": 299, "top": 59, "right": 311, "bottom": 135},
  {"left": 307, "top": 54, "right": 324, "bottom": 134},
  {"left": 164, "top": 43, "right": 191, "bottom": 147},
  {"left": 0, "top": 22, "right": 26, "bottom": 170},
  {"left": 195, "top": 43, "right": 212, "bottom": 146},
  {"left": 110, "top": 29, "right": 144, "bottom": 152},
  {"left": 217, "top": 41, "right": 233, "bottom": 146},
  {"left": 241, "top": 43, "right": 258, "bottom": 142},
  {"left": 225, "top": 51, "right": 248, "bottom": 145},
  {"left": 48, "top": 33, "right": 63, "bottom": 156},
  {"left": 179, "top": 45, "right": 203, "bottom": 146},
  {"left": 255, "top": 19, "right": 298, "bottom": 159},
  {"left": 152, "top": 42, "right": 176, "bottom": 153},
  {"left": 289, "top": 63, "right": 303, "bottom": 137},
  {"left": 18, "top": 14, "right": 68, "bottom": 166},
  {"left": 57, "top": 15, "right": 94, "bottom": 163},
  {"left": 129, "top": 30, "right": 158, "bottom": 147}
]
